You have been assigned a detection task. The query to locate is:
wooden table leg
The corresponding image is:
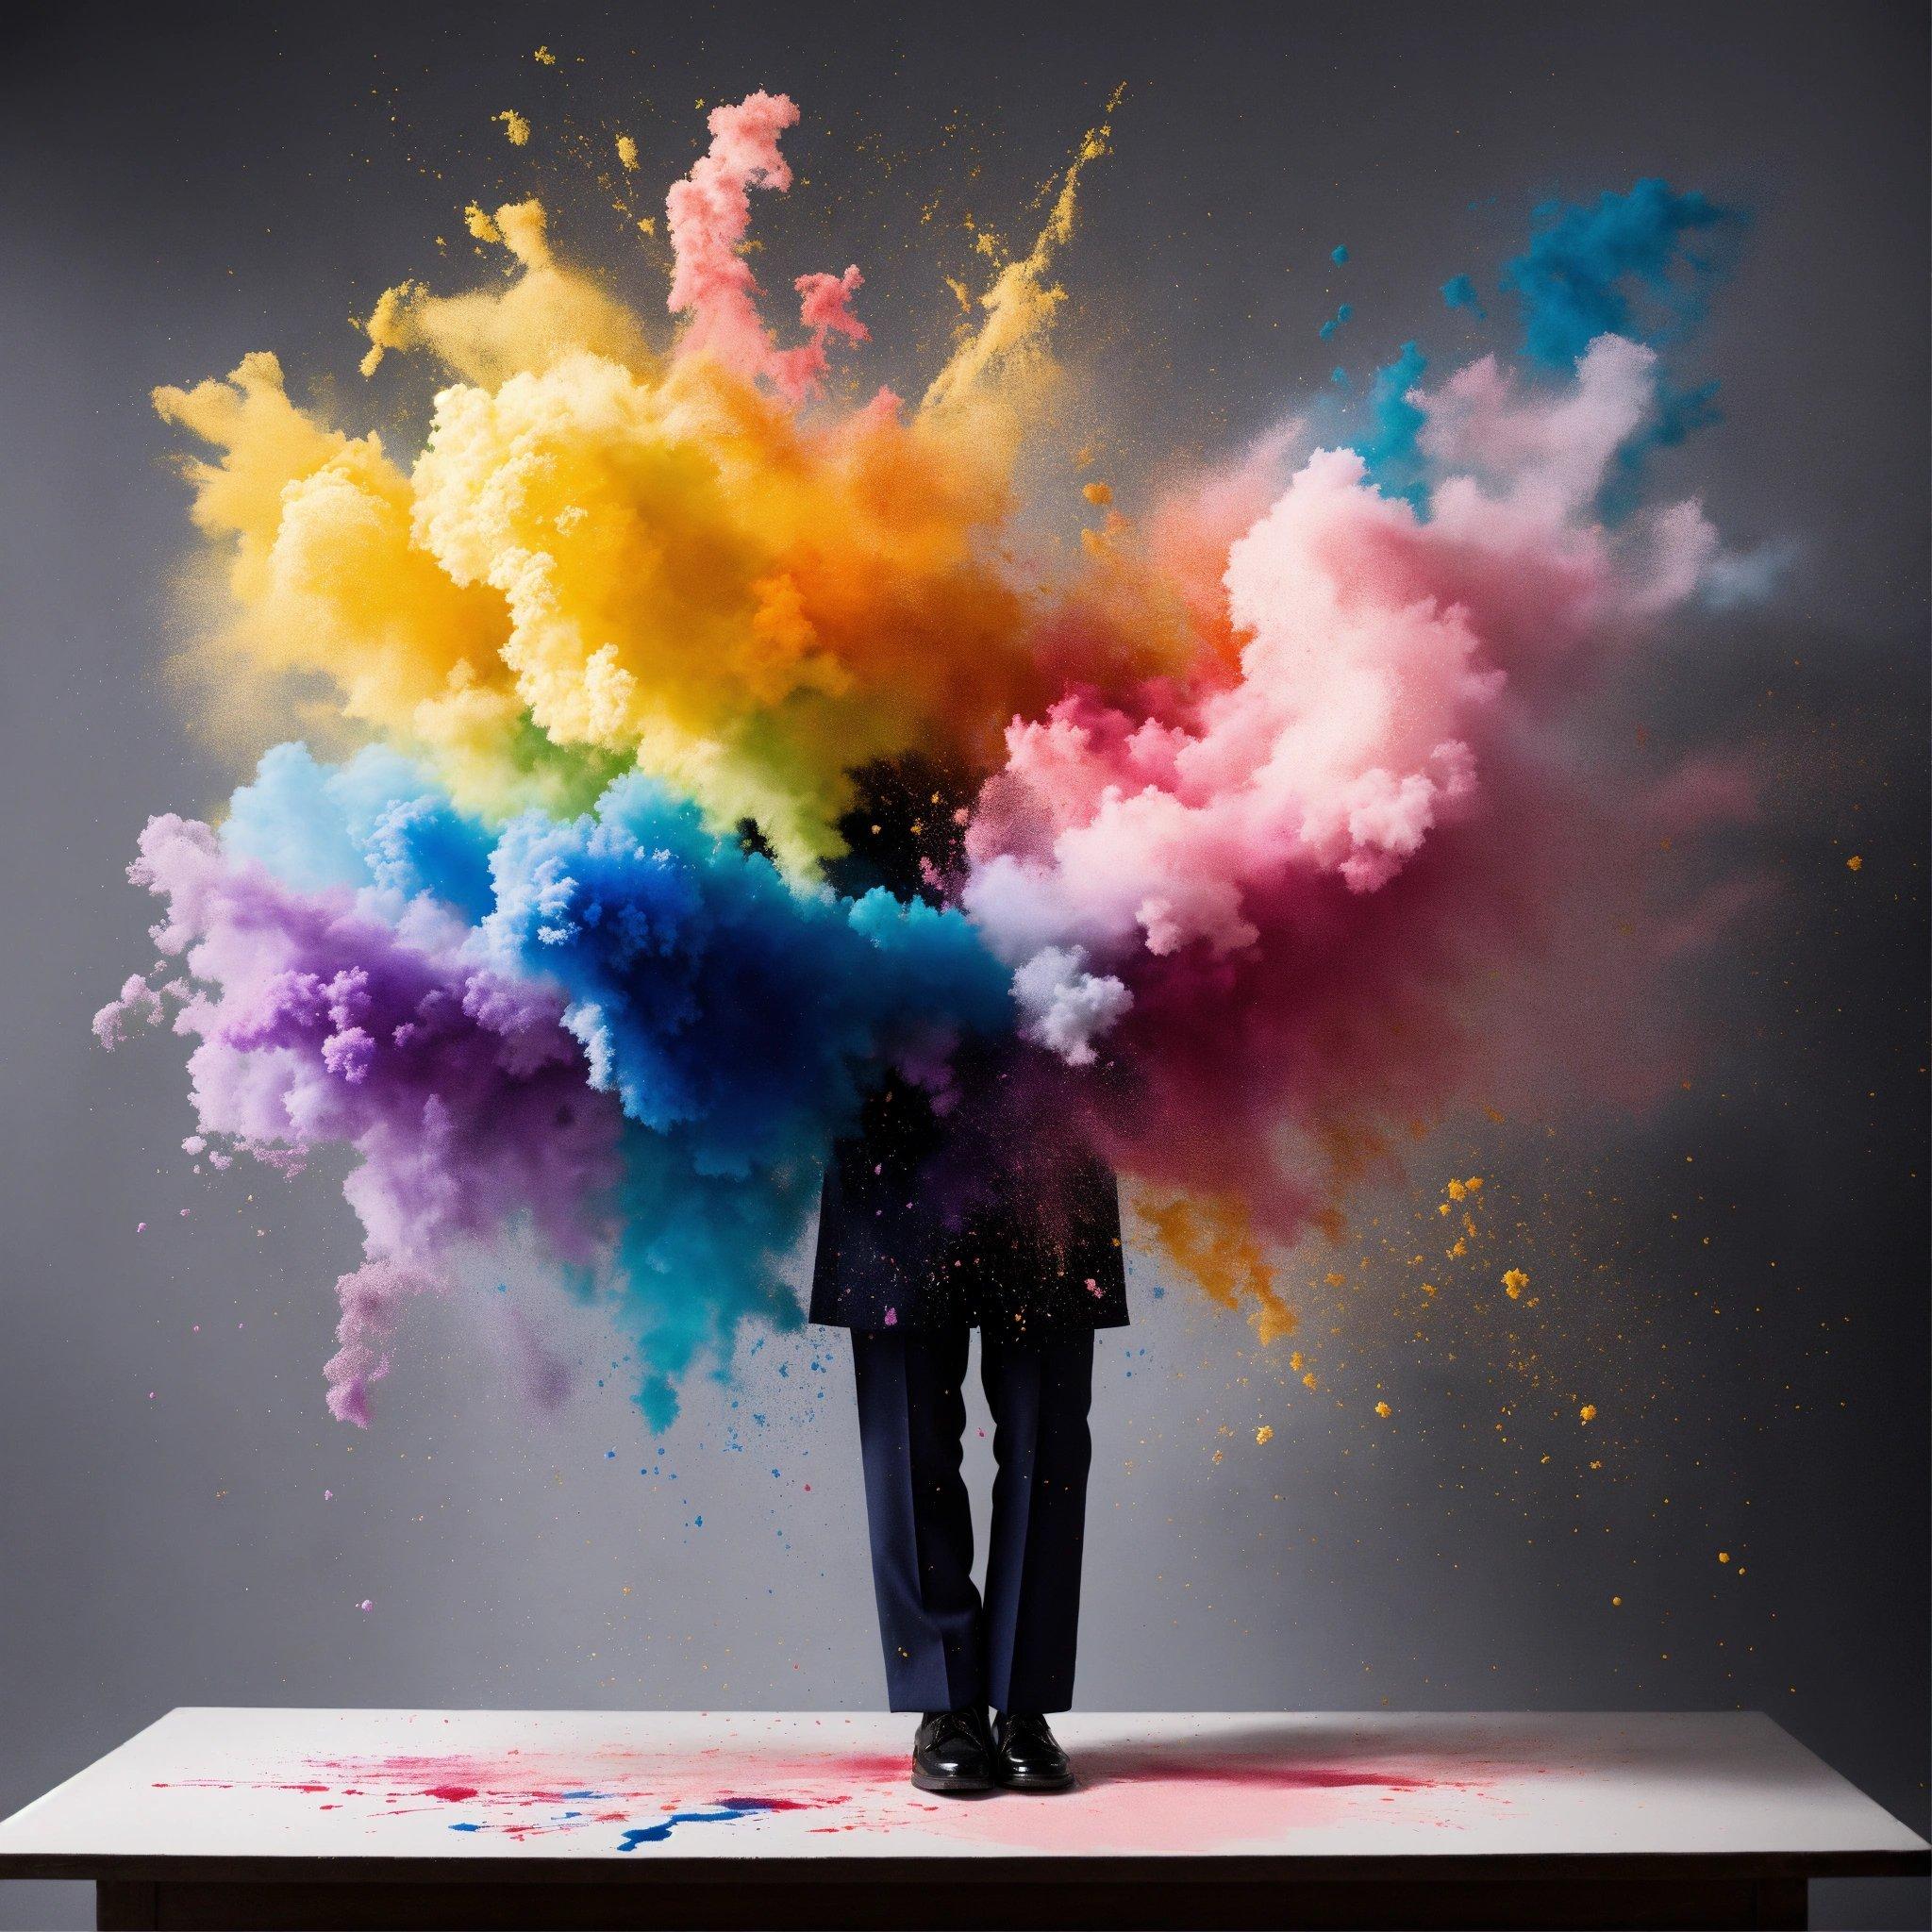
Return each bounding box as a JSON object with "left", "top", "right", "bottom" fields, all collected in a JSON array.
[{"left": 94, "top": 1880, "right": 158, "bottom": 1930}]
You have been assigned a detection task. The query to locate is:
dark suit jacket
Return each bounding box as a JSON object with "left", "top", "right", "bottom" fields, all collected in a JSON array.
[
  {"left": 805, "top": 756, "right": 1129, "bottom": 1340},
  {"left": 808, "top": 1047, "right": 1129, "bottom": 1337}
]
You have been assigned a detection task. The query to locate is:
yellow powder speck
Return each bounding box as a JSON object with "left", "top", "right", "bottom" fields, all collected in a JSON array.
[
  {"left": 495, "top": 109, "right": 532, "bottom": 147},
  {"left": 1446, "top": 1178, "right": 1467, "bottom": 1201},
  {"left": 533, "top": 44, "right": 556, "bottom": 64},
  {"left": 637, "top": 216, "right": 657, "bottom": 237},
  {"left": 463, "top": 203, "right": 501, "bottom": 242},
  {"left": 1301, "top": 1371, "right": 1319, "bottom": 1391},
  {"left": 1611, "top": 1594, "right": 1623, "bottom": 1607},
  {"left": 616, "top": 134, "right": 640, "bottom": 171},
  {"left": 1211, "top": 1448, "right": 1224, "bottom": 1464},
  {"left": 1578, "top": 1403, "right": 1597, "bottom": 1423},
  {"left": 1255, "top": 1424, "right": 1274, "bottom": 1445},
  {"left": 1082, "top": 480, "right": 1113, "bottom": 506},
  {"left": 1288, "top": 1351, "right": 1305, "bottom": 1372},
  {"left": 1421, "top": 1282, "right": 1438, "bottom": 1296},
  {"left": 1718, "top": 1551, "right": 1730, "bottom": 1563},
  {"left": 1846, "top": 854, "right": 1863, "bottom": 871},
  {"left": 1448, "top": 1239, "right": 1466, "bottom": 1257},
  {"left": 1374, "top": 1401, "right": 1391, "bottom": 1418},
  {"left": 1324, "top": 1270, "right": 1346, "bottom": 1287},
  {"left": 1502, "top": 1268, "right": 1529, "bottom": 1298},
  {"left": 1438, "top": 1202, "right": 1452, "bottom": 1216},
  {"left": 1465, "top": 1176, "right": 1483, "bottom": 1191}
]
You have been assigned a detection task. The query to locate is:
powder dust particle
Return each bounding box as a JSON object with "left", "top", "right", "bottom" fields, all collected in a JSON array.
[
  {"left": 1254, "top": 1424, "right": 1274, "bottom": 1444},
  {"left": 1846, "top": 854, "right": 1863, "bottom": 871},
  {"left": 616, "top": 134, "right": 640, "bottom": 171},
  {"left": 1718, "top": 1550, "right": 1730, "bottom": 1562},
  {"left": 638, "top": 217, "right": 657, "bottom": 237},
  {"left": 1374, "top": 1401, "right": 1391, "bottom": 1417},
  {"left": 533, "top": 45, "right": 556, "bottom": 64},
  {"left": 495, "top": 110, "right": 531, "bottom": 147},
  {"left": 1578, "top": 1403, "right": 1597, "bottom": 1423},
  {"left": 1502, "top": 1268, "right": 1529, "bottom": 1298},
  {"left": 463, "top": 203, "right": 501, "bottom": 242},
  {"left": 1082, "top": 480, "right": 1113, "bottom": 506}
]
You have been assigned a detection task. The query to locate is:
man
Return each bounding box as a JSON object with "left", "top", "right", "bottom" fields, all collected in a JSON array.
[{"left": 808, "top": 760, "right": 1127, "bottom": 1794}]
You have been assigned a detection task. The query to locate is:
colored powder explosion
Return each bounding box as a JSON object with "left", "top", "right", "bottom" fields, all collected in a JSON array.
[{"left": 96, "top": 91, "right": 1771, "bottom": 1426}]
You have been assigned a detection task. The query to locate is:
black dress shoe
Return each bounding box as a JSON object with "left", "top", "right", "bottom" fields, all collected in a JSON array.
[
  {"left": 911, "top": 1707, "right": 993, "bottom": 1794},
  {"left": 992, "top": 1710, "right": 1074, "bottom": 1790}
]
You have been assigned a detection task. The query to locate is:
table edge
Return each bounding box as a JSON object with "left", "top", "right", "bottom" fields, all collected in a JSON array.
[{"left": 2, "top": 1849, "right": 1927, "bottom": 1884}]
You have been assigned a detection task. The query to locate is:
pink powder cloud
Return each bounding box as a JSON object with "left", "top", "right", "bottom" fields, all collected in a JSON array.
[{"left": 665, "top": 92, "right": 869, "bottom": 401}]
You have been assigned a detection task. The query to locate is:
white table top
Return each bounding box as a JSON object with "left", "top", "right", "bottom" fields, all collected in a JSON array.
[{"left": 0, "top": 1708, "right": 1924, "bottom": 1873}]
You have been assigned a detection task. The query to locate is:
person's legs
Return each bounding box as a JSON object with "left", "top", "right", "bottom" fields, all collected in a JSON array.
[
  {"left": 979, "top": 1330, "right": 1095, "bottom": 1715},
  {"left": 849, "top": 1324, "right": 984, "bottom": 1713}
]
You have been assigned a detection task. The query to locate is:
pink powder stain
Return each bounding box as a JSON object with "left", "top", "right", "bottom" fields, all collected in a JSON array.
[
  {"left": 144, "top": 1734, "right": 1507, "bottom": 1856},
  {"left": 921, "top": 1750, "right": 1491, "bottom": 1855}
]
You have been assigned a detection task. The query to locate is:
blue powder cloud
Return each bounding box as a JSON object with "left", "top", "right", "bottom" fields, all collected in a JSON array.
[
  {"left": 223, "top": 742, "right": 497, "bottom": 919},
  {"left": 1356, "top": 341, "right": 1429, "bottom": 506},
  {"left": 217, "top": 746, "right": 1017, "bottom": 1426},
  {"left": 484, "top": 774, "right": 1011, "bottom": 1178},
  {"left": 1502, "top": 178, "right": 1745, "bottom": 368},
  {"left": 1501, "top": 179, "right": 1746, "bottom": 508},
  {"left": 1441, "top": 273, "right": 1486, "bottom": 320}
]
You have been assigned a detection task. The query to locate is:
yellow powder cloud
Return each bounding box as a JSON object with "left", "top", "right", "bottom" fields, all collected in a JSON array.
[
  {"left": 153, "top": 115, "right": 1168, "bottom": 865},
  {"left": 1134, "top": 1190, "right": 1296, "bottom": 1343}
]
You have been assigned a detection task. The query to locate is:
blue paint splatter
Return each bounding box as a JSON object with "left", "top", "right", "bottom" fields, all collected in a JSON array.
[
  {"left": 1318, "top": 302, "right": 1354, "bottom": 341},
  {"left": 1331, "top": 243, "right": 1349, "bottom": 265},
  {"left": 449, "top": 1821, "right": 485, "bottom": 1833},
  {"left": 618, "top": 1798, "right": 782, "bottom": 1849}
]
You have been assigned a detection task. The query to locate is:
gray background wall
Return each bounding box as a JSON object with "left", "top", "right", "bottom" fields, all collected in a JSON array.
[{"left": 2, "top": 3, "right": 1925, "bottom": 1926}]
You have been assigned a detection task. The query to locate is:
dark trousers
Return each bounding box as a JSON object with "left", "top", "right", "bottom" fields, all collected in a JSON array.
[{"left": 849, "top": 1326, "right": 1094, "bottom": 1715}]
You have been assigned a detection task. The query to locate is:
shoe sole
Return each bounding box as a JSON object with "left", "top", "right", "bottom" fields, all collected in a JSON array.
[
  {"left": 996, "top": 1771, "right": 1075, "bottom": 1791},
  {"left": 909, "top": 1771, "right": 995, "bottom": 1795}
]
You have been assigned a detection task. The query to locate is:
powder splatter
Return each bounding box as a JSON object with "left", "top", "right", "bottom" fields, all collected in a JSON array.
[{"left": 101, "top": 95, "right": 1769, "bottom": 1424}]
